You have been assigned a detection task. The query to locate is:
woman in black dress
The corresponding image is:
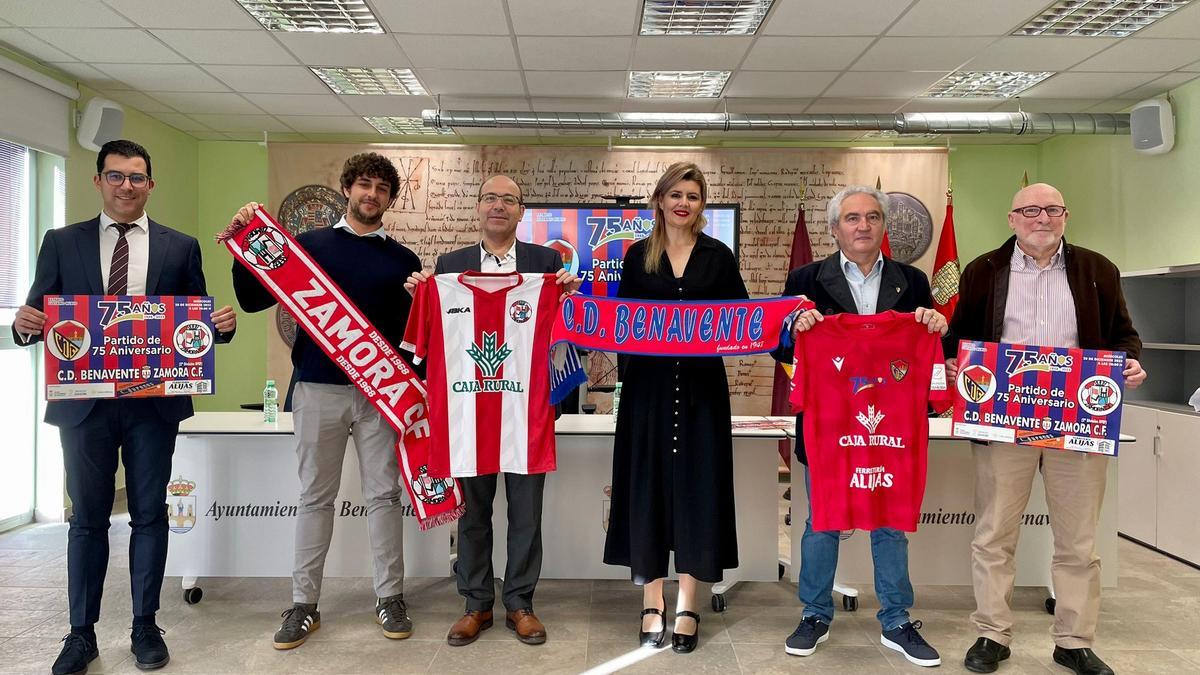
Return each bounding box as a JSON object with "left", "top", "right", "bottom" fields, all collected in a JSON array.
[{"left": 603, "top": 162, "right": 749, "bottom": 652}]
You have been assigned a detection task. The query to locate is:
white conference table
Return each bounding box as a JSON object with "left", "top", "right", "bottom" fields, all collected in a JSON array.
[{"left": 164, "top": 412, "right": 785, "bottom": 608}]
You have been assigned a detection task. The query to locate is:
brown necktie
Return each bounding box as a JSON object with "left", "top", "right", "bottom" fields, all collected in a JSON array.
[{"left": 107, "top": 222, "right": 135, "bottom": 295}]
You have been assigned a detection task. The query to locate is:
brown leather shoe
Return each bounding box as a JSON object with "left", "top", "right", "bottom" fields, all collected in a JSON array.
[
  {"left": 505, "top": 608, "right": 547, "bottom": 645},
  {"left": 447, "top": 610, "right": 493, "bottom": 646}
]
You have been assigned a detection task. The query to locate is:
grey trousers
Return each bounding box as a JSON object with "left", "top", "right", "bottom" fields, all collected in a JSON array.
[
  {"left": 292, "top": 382, "right": 405, "bottom": 603},
  {"left": 456, "top": 472, "right": 546, "bottom": 612}
]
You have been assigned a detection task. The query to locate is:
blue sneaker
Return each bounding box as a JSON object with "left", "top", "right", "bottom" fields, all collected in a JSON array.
[
  {"left": 784, "top": 616, "right": 830, "bottom": 656},
  {"left": 882, "top": 620, "right": 941, "bottom": 667}
]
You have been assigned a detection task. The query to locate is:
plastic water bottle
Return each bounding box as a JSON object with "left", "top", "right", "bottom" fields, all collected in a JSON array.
[
  {"left": 263, "top": 379, "right": 279, "bottom": 424},
  {"left": 611, "top": 381, "right": 622, "bottom": 422}
]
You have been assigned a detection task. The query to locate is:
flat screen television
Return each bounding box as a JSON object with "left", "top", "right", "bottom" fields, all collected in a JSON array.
[{"left": 515, "top": 203, "right": 740, "bottom": 296}]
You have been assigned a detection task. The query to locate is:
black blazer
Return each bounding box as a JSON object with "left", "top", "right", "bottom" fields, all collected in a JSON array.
[
  {"left": 16, "top": 216, "right": 234, "bottom": 427},
  {"left": 772, "top": 253, "right": 934, "bottom": 463},
  {"left": 434, "top": 240, "right": 563, "bottom": 275}
]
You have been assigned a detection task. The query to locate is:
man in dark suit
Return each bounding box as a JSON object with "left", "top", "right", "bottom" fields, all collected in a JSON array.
[
  {"left": 12, "top": 140, "right": 236, "bottom": 675},
  {"left": 406, "top": 175, "right": 579, "bottom": 647},
  {"left": 771, "top": 185, "right": 946, "bottom": 667}
]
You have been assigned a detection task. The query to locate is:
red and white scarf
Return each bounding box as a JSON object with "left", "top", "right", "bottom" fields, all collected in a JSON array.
[{"left": 219, "top": 208, "right": 464, "bottom": 529}]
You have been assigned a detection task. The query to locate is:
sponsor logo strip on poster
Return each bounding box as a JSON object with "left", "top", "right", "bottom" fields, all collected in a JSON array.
[{"left": 951, "top": 340, "right": 1125, "bottom": 455}]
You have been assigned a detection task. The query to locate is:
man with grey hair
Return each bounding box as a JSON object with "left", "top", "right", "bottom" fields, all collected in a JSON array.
[{"left": 772, "top": 185, "right": 947, "bottom": 667}]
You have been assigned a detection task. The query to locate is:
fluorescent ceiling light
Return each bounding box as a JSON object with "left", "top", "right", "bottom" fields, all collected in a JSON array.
[
  {"left": 620, "top": 129, "right": 699, "bottom": 139},
  {"left": 922, "top": 71, "right": 1054, "bottom": 98},
  {"left": 364, "top": 117, "right": 455, "bottom": 135},
  {"left": 236, "top": 0, "right": 383, "bottom": 33},
  {"left": 313, "top": 68, "right": 426, "bottom": 95},
  {"left": 1014, "top": 0, "right": 1194, "bottom": 37},
  {"left": 640, "top": 0, "right": 776, "bottom": 35},
  {"left": 858, "top": 131, "right": 939, "bottom": 139},
  {"left": 628, "top": 71, "right": 731, "bottom": 98}
]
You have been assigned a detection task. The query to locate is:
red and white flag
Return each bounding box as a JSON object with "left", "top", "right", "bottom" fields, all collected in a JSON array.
[{"left": 931, "top": 190, "right": 960, "bottom": 319}]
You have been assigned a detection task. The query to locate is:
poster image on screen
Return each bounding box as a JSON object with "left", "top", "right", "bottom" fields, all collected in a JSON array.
[{"left": 516, "top": 204, "right": 740, "bottom": 297}]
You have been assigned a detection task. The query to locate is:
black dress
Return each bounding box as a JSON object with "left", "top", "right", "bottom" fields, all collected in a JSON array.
[{"left": 603, "top": 233, "right": 750, "bottom": 583}]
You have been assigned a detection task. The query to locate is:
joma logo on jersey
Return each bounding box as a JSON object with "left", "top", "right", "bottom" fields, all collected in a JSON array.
[
  {"left": 97, "top": 299, "right": 167, "bottom": 328},
  {"left": 587, "top": 215, "right": 653, "bottom": 249},
  {"left": 446, "top": 306, "right": 471, "bottom": 315},
  {"left": 1005, "top": 349, "right": 1073, "bottom": 377}
]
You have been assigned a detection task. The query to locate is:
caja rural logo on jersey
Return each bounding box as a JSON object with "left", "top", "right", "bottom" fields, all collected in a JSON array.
[{"left": 455, "top": 332, "right": 524, "bottom": 393}]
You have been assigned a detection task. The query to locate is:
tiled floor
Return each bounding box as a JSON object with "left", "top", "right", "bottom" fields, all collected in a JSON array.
[{"left": 2, "top": 497, "right": 1199, "bottom": 674}]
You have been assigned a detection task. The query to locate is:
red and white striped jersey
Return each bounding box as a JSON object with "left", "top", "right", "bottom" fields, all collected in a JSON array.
[{"left": 402, "top": 272, "right": 559, "bottom": 478}]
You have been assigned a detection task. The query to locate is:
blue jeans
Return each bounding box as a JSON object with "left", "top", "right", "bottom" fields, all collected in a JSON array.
[{"left": 797, "top": 469, "right": 914, "bottom": 630}]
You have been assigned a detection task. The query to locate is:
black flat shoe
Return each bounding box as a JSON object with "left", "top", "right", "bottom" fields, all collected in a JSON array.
[
  {"left": 672, "top": 610, "right": 700, "bottom": 653},
  {"left": 639, "top": 608, "right": 666, "bottom": 648}
]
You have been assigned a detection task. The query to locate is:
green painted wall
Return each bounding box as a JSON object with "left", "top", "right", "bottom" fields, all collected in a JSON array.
[
  {"left": 948, "top": 145, "right": 1039, "bottom": 264},
  {"left": 195, "top": 141, "right": 270, "bottom": 412}
]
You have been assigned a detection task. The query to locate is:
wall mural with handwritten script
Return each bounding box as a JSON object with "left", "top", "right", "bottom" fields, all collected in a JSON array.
[{"left": 267, "top": 144, "right": 948, "bottom": 415}]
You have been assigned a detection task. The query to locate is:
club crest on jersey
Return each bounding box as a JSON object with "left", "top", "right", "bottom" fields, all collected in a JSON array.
[
  {"left": 1078, "top": 375, "right": 1121, "bottom": 416},
  {"left": 1005, "top": 348, "right": 1073, "bottom": 377},
  {"left": 890, "top": 359, "right": 908, "bottom": 381},
  {"left": 509, "top": 300, "right": 532, "bottom": 323},
  {"left": 957, "top": 364, "right": 997, "bottom": 403},
  {"left": 48, "top": 320, "right": 90, "bottom": 361},
  {"left": 850, "top": 376, "right": 884, "bottom": 394},
  {"left": 242, "top": 226, "right": 288, "bottom": 271},
  {"left": 411, "top": 465, "right": 455, "bottom": 505}
]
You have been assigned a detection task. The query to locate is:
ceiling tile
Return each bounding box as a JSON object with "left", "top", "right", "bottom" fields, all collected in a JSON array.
[
  {"left": 395, "top": 35, "right": 518, "bottom": 70},
  {"left": 438, "top": 96, "right": 532, "bottom": 111},
  {"left": 1019, "top": 72, "right": 1166, "bottom": 99},
  {"left": 102, "top": 0, "right": 261, "bottom": 29},
  {"left": 631, "top": 36, "right": 752, "bottom": 70},
  {"left": 988, "top": 98, "right": 1106, "bottom": 112},
  {"left": 189, "top": 131, "right": 230, "bottom": 140},
  {"left": 965, "top": 37, "right": 1116, "bottom": 71},
  {"left": 48, "top": 62, "right": 128, "bottom": 89},
  {"left": 146, "top": 91, "right": 261, "bottom": 114},
  {"left": 1086, "top": 99, "right": 1139, "bottom": 112},
  {"left": 273, "top": 33, "right": 409, "bottom": 67},
  {"left": 1072, "top": 39, "right": 1200, "bottom": 73},
  {"left": 0, "top": 0, "right": 132, "bottom": 27},
  {"left": 851, "top": 37, "right": 996, "bottom": 71},
  {"left": 621, "top": 98, "right": 719, "bottom": 112},
  {"left": 824, "top": 71, "right": 948, "bottom": 98},
  {"left": 763, "top": 0, "right": 909, "bottom": 36},
  {"left": 888, "top": 0, "right": 1048, "bottom": 36},
  {"left": 275, "top": 115, "right": 374, "bottom": 133},
  {"left": 804, "top": 97, "right": 908, "bottom": 113},
  {"left": 93, "top": 63, "right": 230, "bottom": 92},
  {"left": 1118, "top": 72, "right": 1200, "bottom": 100},
  {"left": 740, "top": 36, "right": 872, "bottom": 71},
  {"left": 336, "top": 94, "right": 434, "bottom": 117},
  {"left": 529, "top": 97, "right": 624, "bottom": 112},
  {"left": 517, "top": 37, "right": 631, "bottom": 71},
  {"left": 1137, "top": 1, "right": 1200, "bottom": 38},
  {"left": 416, "top": 69, "right": 526, "bottom": 96},
  {"left": 94, "top": 89, "right": 178, "bottom": 113},
  {"left": 721, "top": 98, "right": 813, "bottom": 113},
  {"left": 508, "top": 0, "right": 638, "bottom": 35},
  {"left": 242, "top": 93, "right": 353, "bottom": 116},
  {"left": 898, "top": 98, "right": 1002, "bottom": 112},
  {"left": 1184, "top": 59, "right": 1200, "bottom": 73},
  {"left": 724, "top": 71, "right": 839, "bottom": 97},
  {"left": 373, "top": 0, "right": 509, "bottom": 35},
  {"left": 205, "top": 65, "right": 328, "bottom": 94},
  {"left": 149, "top": 29, "right": 296, "bottom": 65},
  {"left": 0, "top": 27, "right": 75, "bottom": 61},
  {"left": 27, "top": 28, "right": 185, "bottom": 63},
  {"left": 525, "top": 71, "right": 627, "bottom": 97},
  {"left": 188, "top": 113, "right": 291, "bottom": 132},
  {"left": 148, "top": 112, "right": 212, "bottom": 132}
]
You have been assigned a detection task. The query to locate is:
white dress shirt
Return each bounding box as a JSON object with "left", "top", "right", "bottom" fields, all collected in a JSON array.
[
  {"left": 1001, "top": 241, "right": 1079, "bottom": 348},
  {"left": 839, "top": 251, "right": 885, "bottom": 314},
  {"left": 99, "top": 211, "right": 150, "bottom": 294},
  {"left": 333, "top": 216, "right": 388, "bottom": 239},
  {"left": 480, "top": 240, "right": 517, "bottom": 273}
]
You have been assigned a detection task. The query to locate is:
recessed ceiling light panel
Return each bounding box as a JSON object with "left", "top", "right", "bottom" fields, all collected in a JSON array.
[
  {"left": 313, "top": 68, "right": 426, "bottom": 95},
  {"left": 364, "top": 117, "right": 455, "bottom": 135},
  {"left": 619, "top": 129, "right": 700, "bottom": 139},
  {"left": 628, "top": 71, "right": 731, "bottom": 98},
  {"left": 640, "top": 0, "right": 776, "bottom": 35},
  {"left": 1014, "top": 0, "right": 1194, "bottom": 37},
  {"left": 237, "top": 0, "right": 384, "bottom": 33},
  {"left": 922, "top": 71, "right": 1054, "bottom": 98}
]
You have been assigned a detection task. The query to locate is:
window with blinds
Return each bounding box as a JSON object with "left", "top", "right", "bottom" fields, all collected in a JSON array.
[{"left": 0, "top": 139, "right": 31, "bottom": 312}]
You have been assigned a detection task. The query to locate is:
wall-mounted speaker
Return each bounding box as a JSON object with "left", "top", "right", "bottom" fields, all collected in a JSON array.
[
  {"left": 76, "top": 97, "right": 124, "bottom": 152},
  {"left": 1130, "top": 98, "right": 1174, "bottom": 155}
]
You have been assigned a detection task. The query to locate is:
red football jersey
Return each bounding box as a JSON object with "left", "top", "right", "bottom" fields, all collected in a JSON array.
[
  {"left": 401, "top": 272, "right": 559, "bottom": 478},
  {"left": 790, "top": 311, "right": 950, "bottom": 531}
]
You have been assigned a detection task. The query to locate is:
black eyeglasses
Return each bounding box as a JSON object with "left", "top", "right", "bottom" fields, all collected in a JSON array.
[
  {"left": 1011, "top": 205, "right": 1066, "bottom": 218},
  {"left": 100, "top": 171, "right": 150, "bottom": 187}
]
